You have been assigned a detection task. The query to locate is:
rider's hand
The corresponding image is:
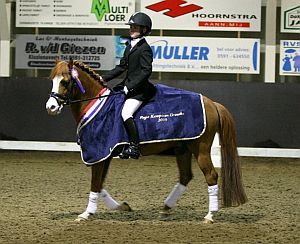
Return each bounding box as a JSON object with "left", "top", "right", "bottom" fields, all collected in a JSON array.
[
  {"left": 99, "top": 76, "right": 108, "bottom": 87},
  {"left": 124, "top": 86, "right": 129, "bottom": 95}
]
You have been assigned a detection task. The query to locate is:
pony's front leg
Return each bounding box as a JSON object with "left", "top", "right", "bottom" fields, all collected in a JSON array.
[
  {"left": 160, "top": 149, "right": 192, "bottom": 218},
  {"left": 76, "top": 159, "right": 131, "bottom": 222},
  {"left": 76, "top": 160, "right": 117, "bottom": 221}
]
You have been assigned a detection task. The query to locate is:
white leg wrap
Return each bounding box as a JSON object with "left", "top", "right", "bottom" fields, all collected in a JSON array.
[
  {"left": 86, "top": 191, "right": 99, "bottom": 214},
  {"left": 99, "top": 189, "right": 120, "bottom": 210},
  {"left": 208, "top": 185, "right": 219, "bottom": 213},
  {"left": 164, "top": 183, "right": 187, "bottom": 208}
]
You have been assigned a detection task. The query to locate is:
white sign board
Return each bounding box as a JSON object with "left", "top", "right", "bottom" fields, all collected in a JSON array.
[
  {"left": 15, "top": 35, "right": 128, "bottom": 70},
  {"left": 16, "top": 34, "right": 260, "bottom": 74},
  {"left": 16, "top": 0, "right": 135, "bottom": 28},
  {"left": 141, "top": 0, "right": 261, "bottom": 31},
  {"left": 281, "top": 0, "right": 300, "bottom": 33},
  {"left": 147, "top": 36, "right": 260, "bottom": 74},
  {"left": 279, "top": 40, "right": 300, "bottom": 76}
]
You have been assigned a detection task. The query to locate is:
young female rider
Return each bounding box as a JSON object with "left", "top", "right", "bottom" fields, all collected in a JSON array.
[{"left": 100, "top": 12, "right": 156, "bottom": 159}]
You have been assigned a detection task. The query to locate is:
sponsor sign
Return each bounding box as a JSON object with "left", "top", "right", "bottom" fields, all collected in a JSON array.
[
  {"left": 281, "top": 0, "right": 300, "bottom": 33},
  {"left": 279, "top": 40, "right": 300, "bottom": 76},
  {"left": 141, "top": 0, "right": 261, "bottom": 31},
  {"left": 15, "top": 34, "right": 129, "bottom": 69},
  {"left": 16, "top": 34, "right": 260, "bottom": 74},
  {"left": 147, "top": 36, "right": 260, "bottom": 74},
  {"left": 16, "top": 0, "right": 135, "bottom": 28}
]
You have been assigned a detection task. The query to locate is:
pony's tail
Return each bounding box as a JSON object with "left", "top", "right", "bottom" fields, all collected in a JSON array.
[{"left": 215, "top": 102, "right": 248, "bottom": 207}]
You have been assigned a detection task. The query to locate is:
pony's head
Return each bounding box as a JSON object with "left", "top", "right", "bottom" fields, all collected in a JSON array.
[{"left": 46, "top": 59, "right": 106, "bottom": 116}]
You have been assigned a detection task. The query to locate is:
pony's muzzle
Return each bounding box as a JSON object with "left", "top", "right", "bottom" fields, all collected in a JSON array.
[{"left": 46, "top": 97, "right": 63, "bottom": 115}]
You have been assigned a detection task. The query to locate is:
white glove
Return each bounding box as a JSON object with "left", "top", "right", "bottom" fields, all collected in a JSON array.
[
  {"left": 124, "top": 86, "right": 129, "bottom": 95},
  {"left": 99, "top": 76, "right": 105, "bottom": 83}
]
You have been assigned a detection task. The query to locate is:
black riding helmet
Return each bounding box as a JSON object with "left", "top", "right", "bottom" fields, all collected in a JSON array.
[{"left": 126, "top": 12, "right": 152, "bottom": 35}]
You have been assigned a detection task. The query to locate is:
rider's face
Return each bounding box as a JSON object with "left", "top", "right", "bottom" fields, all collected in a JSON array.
[{"left": 129, "top": 25, "right": 142, "bottom": 38}]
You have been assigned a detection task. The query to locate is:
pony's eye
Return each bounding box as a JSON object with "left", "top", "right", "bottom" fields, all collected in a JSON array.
[{"left": 61, "top": 80, "right": 69, "bottom": 88}]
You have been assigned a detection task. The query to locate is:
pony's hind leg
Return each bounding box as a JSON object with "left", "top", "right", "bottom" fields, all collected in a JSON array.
[
  {"left": 193, "top": 137, "right": 219, "bottom": 223},
  {"left": 191, "top": 97, "right": 220, "bottom": 223},
  {"left": 161, "top": 145, "right": 193, "bottom": 218}
]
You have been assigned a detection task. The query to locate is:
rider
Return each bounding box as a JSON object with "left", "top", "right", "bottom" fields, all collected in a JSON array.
[{"left": 100, "top": 12, "right": 156, "bottom": 159}]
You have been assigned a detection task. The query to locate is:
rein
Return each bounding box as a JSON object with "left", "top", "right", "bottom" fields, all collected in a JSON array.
[
  {"left": 66, "top": 91, "right": 124, "bottom": 105},
  {"left": 50, "top": 90, "right": 124, "bottom": 106}
]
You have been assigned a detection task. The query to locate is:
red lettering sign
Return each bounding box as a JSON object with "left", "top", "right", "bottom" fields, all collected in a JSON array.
[
  {"left": 146, "top": 0, "right": 202, "bottom": 18},
  {"left": 199, "top": 21, "right": 250, "bottom": 28}
]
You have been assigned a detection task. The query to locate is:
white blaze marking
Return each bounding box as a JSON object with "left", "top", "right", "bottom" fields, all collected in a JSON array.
[
  {"left": 46, "top": 75, "right": 64, "bottom": 115},
  {"left": 52, "top": 75, "right": 63, "bottom": 93}
]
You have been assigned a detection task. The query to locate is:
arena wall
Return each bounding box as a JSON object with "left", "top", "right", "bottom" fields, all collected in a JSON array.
[{"left": 0, "top": 77, "right": 299, "bottom": 150}]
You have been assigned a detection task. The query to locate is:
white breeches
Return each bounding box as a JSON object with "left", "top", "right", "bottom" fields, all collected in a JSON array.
[{"left": 121, "top": 98, "right": 143, "bottom": 121}]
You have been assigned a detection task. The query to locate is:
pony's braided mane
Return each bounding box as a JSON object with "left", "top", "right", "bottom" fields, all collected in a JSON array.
[{"left": 73, "top": 60, "right": 106, "bottom": 87}]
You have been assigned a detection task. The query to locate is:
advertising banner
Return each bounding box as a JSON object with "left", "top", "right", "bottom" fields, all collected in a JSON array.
[
  {"left": 148, "top": 36, "right": 260, "bottom": 74},
  {"left": 279, "top": 40, "right": 300, "bottom": 76},
  {"left": 281, "top": 0, "right": 300, "bottom": 33},
  {"left": 15, "top": 35, "right": 129, "bottom": 70},
  {"left": 141, "top": 0, "right": 261, "bottom": 31},
  {"left": 16, "top": 34, "right": 260, "bottom": 74},
  {"left": 16, "top": 0, "right": 135, "bottom": 28}
]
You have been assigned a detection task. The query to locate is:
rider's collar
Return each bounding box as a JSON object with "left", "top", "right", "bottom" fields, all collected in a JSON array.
[{"left": 130, "top": 37, "right": 144, "bottom": 49}]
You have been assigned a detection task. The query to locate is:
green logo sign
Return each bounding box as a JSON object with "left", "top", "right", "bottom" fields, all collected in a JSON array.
[{"left": 91, "top": 0, "right": 110, "bottom": 22}]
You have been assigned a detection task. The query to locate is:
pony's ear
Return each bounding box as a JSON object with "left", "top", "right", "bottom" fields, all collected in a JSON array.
[
  {"left": 68, "top": 58, "right": 74, "bottom": 69},
  {"left": 55, "top": 59, "right": 60, "bottom": 64}
]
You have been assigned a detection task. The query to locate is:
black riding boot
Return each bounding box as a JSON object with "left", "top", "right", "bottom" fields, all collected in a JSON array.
[{"left": 119, "top": 118, "right": 140, "bottom": 159}]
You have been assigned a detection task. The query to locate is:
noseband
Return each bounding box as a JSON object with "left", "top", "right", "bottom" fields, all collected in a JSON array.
[{"left": 49, "top": 91, "right": 70, "bottom": 106}]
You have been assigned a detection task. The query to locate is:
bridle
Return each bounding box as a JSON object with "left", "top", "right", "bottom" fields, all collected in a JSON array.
[
  {"left": 49, "top": 68, "right": 81, "bottom": 106},
  {"left": 50, "top": 91, "right": 70, "bottom": 106},
  {"left": 49, "top": 67, "right": 123, "bottom": 106}
]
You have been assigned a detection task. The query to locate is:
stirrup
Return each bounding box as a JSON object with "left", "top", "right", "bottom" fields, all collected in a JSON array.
[
  {"left": 119, "top": 151, "right": 130, "bottom": 159},
  {"left": 119, "top": 145, "right": 130, "bottom": 159},
  {"left": 119, "top": 144, "right": 140, "bottom": 159}
]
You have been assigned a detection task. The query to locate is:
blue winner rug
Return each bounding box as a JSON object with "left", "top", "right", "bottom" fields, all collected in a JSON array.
[{"left": 77, "top": 84, "right": 206, "bottom": 165}]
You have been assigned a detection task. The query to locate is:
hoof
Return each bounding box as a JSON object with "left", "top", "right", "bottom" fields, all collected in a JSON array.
[
  {"left": 203, "top": 218, "right": 214, "bottom": 224},
  {"left": 74, "top": 216, "right": 87, "bottom": 222},
  {"left": 117, "top": 202, "right": 132, "bottom": 212},
  {"left": 74, "top": 211, "right": 92, "bottom": 222},
  {"left": 159, "top": 209, "right": 172, "bottom": 220},
  {"left": 203, "top": 212, "right": 214, "bottom": 224}
]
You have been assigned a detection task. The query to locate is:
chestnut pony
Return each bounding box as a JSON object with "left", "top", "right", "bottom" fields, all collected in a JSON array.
[{"left": 46, "top": 60, "right": 247, "bottom": 223}]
